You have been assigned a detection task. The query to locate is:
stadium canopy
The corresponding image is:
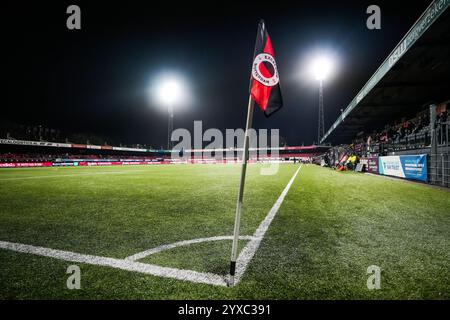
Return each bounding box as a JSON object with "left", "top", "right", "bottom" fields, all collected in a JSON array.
[{"left": 321, "top": 0, "right": 450, "bottom": 145}]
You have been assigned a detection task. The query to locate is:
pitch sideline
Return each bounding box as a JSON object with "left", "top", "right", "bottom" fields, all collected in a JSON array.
[{"left": 234, "top": 165, "right": 302, "bottom": 284}]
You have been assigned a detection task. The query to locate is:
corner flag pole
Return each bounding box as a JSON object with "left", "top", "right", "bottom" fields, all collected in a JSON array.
[
  {"left": 229, "top": 95, "right": 254, "bottom": 286},
  {"left": 228, "top": 19, "right": 282, "bottom": 286}
]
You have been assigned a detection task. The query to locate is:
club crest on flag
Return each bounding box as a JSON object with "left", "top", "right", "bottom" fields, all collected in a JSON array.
[
  {"left": 249, "top": 20, "right": 283, "bottom": 117},
  {"left": 252, "top": 53, "right": 279, "bottom": 87}
]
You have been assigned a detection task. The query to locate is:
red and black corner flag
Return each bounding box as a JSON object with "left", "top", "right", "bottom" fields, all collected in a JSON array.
[
  {"left": 229, "top": 20, "right": 283, "bottom": 286},
  {"left": 250, "top": 20, "right": 283, "bottom": 117}
]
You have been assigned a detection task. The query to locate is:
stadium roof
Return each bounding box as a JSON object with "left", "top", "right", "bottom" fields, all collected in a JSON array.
[{"left": 321, "top": 0, "right": 450, "bottom": 145}]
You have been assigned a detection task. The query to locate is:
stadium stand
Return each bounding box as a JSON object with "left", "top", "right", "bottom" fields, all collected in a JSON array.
[
  {"left": 1, "top": 119, "right": 329, "bottom": 166},
  {"left": 317, "top": 1, "right": 450, "bottom": 188},
  {"left": 0, "top": 121, "right": 157, "bottom": 151},
  {"left": 0, "top": 135, "right": 329, "bottom": 167}
]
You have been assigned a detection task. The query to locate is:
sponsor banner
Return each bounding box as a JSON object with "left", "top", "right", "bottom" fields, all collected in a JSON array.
[
  {"left": 0, "top": 162, "right": 53, "bottom": 168},
  {"left": 379, "top": 155, "right": 427, "bottom": 182},
  {"left": 122, "top": 161, "right": 151, "bottom": 165},
  {"left": 58, "top": 159, "right": 117, "bottom": 162},
  {"left": 85, "top": 161, "right": 121, "bottom": 166},
  {"left": 52, "top": 143, "right": 72, "bottom": 148},
  {"left": 360, "top": 157, "right": 379, "bottom": 173},
  {"left": 79, "top": 161, "right": 171, "bottom": 166},
  {"left": 367, "top": 157, "right": 379, "bottom": 173},
  {"left": 52, "top": 162, "right": 75, "bottom": 167},
  {"left": 0, "top": 139, "right": 72, "bottom": 148}
]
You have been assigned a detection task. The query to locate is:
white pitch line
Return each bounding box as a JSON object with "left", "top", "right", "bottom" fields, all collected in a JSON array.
[
  {"left": 233, "top": 165, "right": 302, "bottom": 284},
  {"left": 126, "top": 235, "right": 255, "bottom": 261},
  {"left": 0, "top": 170, "right": 149, "bottom": 181},
  {"left": 0, "top": 240, "right": 227, "bottom": 287}
]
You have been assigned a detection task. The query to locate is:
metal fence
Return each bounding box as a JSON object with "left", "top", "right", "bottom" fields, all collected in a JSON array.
[
  {"left": 436, "top": 121, "right": 450, "bottom": 148},
  {"left": 429, "top": 153, "right": 450, "bottom": 187}
]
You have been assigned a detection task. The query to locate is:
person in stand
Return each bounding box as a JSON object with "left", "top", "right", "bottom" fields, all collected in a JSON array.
[{"left": 345, "top": 153, "right": 357, "bottom": 171}]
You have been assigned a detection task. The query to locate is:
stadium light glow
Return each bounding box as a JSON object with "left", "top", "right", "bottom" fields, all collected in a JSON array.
[
  {"left": 153, "top": 74, "right": 188, "bottom": 108},
  {"left": 310, "top": 55, "right": 334, "bottom": 81}
]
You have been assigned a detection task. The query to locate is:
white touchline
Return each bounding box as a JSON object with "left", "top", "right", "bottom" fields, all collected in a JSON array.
[
  {"left": 0, "top": 165, "right": 302, "bottom": 287},
  {"left": 233, "top": 165, "right": 302, "bottom": 284}
]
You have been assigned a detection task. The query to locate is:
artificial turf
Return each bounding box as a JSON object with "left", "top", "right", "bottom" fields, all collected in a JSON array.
[{"left": 0, "top": 164, "right": 448, "bottom": 299}]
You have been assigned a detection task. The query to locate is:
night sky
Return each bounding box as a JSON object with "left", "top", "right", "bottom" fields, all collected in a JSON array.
[{"left": 4, "top": 0, "right": 432, "bottom": 148}]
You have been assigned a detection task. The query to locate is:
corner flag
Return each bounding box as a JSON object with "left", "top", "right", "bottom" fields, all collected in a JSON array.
[
  {"left": 229, "top": 20, "right": 283, "bottom": 286},
  {"left": 250, "top": 20, "right": 283, "bottom": 117}
]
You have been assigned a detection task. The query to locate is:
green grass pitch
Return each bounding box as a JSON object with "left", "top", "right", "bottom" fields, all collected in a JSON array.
[{"left": 0, "top": 164, "right": 449, "bottom": 299}]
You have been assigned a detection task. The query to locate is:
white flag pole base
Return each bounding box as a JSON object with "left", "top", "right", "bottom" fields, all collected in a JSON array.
[{"left": 228, "top": 275, "right": 235, "bottom": 287}]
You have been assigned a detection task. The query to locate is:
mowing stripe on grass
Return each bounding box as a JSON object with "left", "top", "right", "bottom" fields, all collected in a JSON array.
[
  {"left": 125, "top": 235, "right": 256, "bottom": 262},
  {"left": 234, "top": 165, "right": 302, "bottom": 284},
  {"left": 0, "top": 240, "right": 228, "bottom": 286}
]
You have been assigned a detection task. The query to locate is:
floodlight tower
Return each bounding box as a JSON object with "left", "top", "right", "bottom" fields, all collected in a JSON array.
[
  {"left": 318, "top": 79, "right": 324, "bottom": 145},
  {"left": 311, "top": 56, "right": 332, "bottom": 145},
  {"left": 168, "top": 104, "right": 174, "bottom": 150},
  {"left": 155, "top": 77, "right": 185, "bottom": 150}
]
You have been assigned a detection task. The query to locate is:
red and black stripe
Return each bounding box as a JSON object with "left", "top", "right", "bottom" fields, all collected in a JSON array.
[{"left": 249, "top": 20, "right": 283, "bottom": 117}]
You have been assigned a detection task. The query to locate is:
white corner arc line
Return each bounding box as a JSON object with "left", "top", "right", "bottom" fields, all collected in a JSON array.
[
  {"left": 234, "top": 165, "right": 302, "bottom": 284},
  {"left": 126, "top": 235, "right": 255, "bottom": 262},
  {"left": 0, "top": 240, "right": 228, "bottom": 287}
]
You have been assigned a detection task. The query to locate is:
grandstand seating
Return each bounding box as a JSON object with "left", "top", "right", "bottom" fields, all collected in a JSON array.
[{"left": 349, "top": 107, "right": 448, "bottom": 157}]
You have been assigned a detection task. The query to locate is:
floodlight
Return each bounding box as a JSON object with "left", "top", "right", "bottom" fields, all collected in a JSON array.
[
  {"left": 311, "top": 56, "right": 333, "bottom": 81},
  {"left": 155, "top": 76, "right": 186, "bottom": 107}
]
